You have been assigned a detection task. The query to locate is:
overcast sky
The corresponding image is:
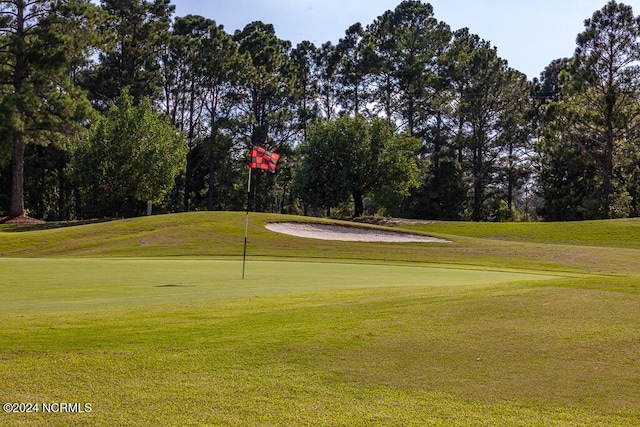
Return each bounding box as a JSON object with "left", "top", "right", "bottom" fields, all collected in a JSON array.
[{"left": 170, "top": 0, "right": 624, "bottom": 80}]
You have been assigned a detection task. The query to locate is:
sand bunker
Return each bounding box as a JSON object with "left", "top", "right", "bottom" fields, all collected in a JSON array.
[{"left": 265, "top": 222, "right": 450, "bottom": 243}]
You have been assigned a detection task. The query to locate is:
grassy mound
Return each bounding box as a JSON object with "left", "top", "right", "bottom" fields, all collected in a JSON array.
[
  {"left": 1, "top": 211, "right": 640, "bottom": 275},
  {"left": 395, "top": 217, "right": 640, "bottom": 249}
]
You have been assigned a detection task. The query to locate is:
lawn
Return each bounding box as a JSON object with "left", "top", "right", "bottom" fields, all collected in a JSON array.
[{"left": 1, "top": 212, "right": 639, "bottom": 426}]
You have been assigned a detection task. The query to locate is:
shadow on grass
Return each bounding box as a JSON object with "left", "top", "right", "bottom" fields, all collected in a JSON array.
[
  {"left": 154, "top": 284, "right": 195, "bottom": 288},
  {"left": 0, "top": 218, "right": 116, "bottom": 232}
]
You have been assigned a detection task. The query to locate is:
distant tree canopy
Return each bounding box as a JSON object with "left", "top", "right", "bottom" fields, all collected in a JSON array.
[
  {"left": 2, "top": 0, "right": 640, "bottom": 221},
  {"left": 537, "top": 0, "right": 640, "bottom": 220}
]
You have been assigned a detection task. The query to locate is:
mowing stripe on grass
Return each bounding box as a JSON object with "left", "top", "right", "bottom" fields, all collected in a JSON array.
[{"left": 0, "top": 258, "right": 561, "bottom": 314}]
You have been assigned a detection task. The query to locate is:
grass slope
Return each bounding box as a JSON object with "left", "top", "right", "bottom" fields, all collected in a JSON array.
[
  {"left": 2, "top": 211, "right": 640, "bottom": 275},
  {"left": 396, "top": 218, "right": 640, "bottom": 249},
  {"left": 1, "top": 212, "right": 639, "bottom": 426}
]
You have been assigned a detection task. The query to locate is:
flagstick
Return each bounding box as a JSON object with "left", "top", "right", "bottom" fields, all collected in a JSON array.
[{"left": 242, "top": 166, "right": 252, "bottom": 279}]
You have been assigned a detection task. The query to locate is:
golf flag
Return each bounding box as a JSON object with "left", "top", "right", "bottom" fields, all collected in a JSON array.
[
  {"left": 250, "top": 146, "right": 280, "bottom": 173},
  {"left": 243, "top": 145, "right": 280, "bottom": 279}
]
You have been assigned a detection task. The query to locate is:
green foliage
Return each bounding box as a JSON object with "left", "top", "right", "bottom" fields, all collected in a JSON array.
[
  {"left": 295, "top": 116, "right": 421, "bottom": 217},
  {"left": 370, "top": 119, "right": 423, "bottom": 214},
  {"left": 453, "top": 34, "right": 531, "bottom": 221},
  {"left": 81, "top": 0, "right": 174, "bottom": 107},
  {"left": 369, "top": 0, "right": 451, "bottom": 135},
  {"left": 234, "top": 21, "right": 293, "bottom": 150},
  {"left": 335, "top": 23, "right": 377, "bottom": 116},
  {"left": 538, "top": 0, "right": 640, "bottom": 220},
  {"left": 163, "top": 14, "right": 243, "bottom": 212},
  {"left": 536, "top": 103, "right": 603, "bottom": 220},
  {"left": 409, "top": 149, "right": 466, "bottom": 220},
  {"left": 0, "top": 0, "right": 98, "bottom": 217},
  {"left": 70, "top": 90, "right": 186, "bottom": 217},
  {"left": 3, "top": 0, "right": 640, "bottom": 222},
  {"left": 231, "top": 22, "right": 295, "bottom": 212},
  {"left": 289, "top": 40, "right": 320, "bottom": 140}
]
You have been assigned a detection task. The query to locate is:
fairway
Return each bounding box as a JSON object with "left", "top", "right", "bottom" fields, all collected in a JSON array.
[
  {"left": 1, "top": 212, "right": 639, "bottom": 426},
  {"left": 0, "top": 258, "right": 560, "bottom": 314}
]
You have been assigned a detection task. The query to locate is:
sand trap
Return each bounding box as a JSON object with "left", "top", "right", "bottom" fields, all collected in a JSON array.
[{"left": 265, "top": 222, "right": 450, "bottom": 243}]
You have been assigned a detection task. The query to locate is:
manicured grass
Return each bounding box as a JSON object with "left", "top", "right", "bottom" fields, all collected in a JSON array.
[
  {"left": 0, "top": 258, "right": 562, "bottom": 315},
  {"left": 2, "top": 211, "right": 640, "bottom": 276},
  {"left": 397, "top": 218, "right": 640, "bottom": 249},
  {"left": 1, "top": 283, "right": 639, "bottom": 426},
  {"left": 1, "top": 212, "right": 640, "bottom": 425}
]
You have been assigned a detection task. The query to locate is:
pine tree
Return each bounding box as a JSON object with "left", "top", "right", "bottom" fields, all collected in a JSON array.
[{"left": 0, "top": 0, "right": 96, "bottom": 219}]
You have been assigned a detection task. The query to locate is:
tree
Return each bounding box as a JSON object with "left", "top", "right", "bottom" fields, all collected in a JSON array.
[
  {"left": 161, "top": 15, "right": 241, "bottom": 212},
  {"left": 537, "top": 102, "right": 602, "bottom": 220},
  {"left": 295, "top": 115, "right": 420, "bottom": 217},
  {"left": 443, "top": 29, "right": 530, "bottom": 221},
  {"left": 196, "top": 19, "right": 244, "bottom": 212},
  {"left": 314, "top": 41, "right": 340, "bottom": 120},
  {"left": 335, "top": 23, "right": 376, "bottom": 116},
  {"left": 233, "top": 22, "right": 294, "bottom": 212},
  {"left": 0, "top": 0, "right": 96, "bottom": 219},
  {"left": 370, "top": 119, "right": 423, "bottom": 216},
  {"left": 162, "top": 14, "right": 207, "bottom": 212},
  {"left": 572, "top": 0, "right": 640, "bottom": 217},
  {"left": 71, "top": 90, "right": 186, "bottom": 217},
  {"left": 294, "top": 119, "right": 349, "bottom": 216},
  {"left": 538, "top": 1, "right": 640, "bottom": 219},
  {"left": 498, "top": 69, "right": 535, "bottom": 215},
  {"left": 369, "top": 0, "right": 451, "bottom": 136},
  {"left": 290, "top": 40, "right": 319, "bottom": 143},
  {"left": 82, "top": 0, "right": 174, "bottom": 108}
]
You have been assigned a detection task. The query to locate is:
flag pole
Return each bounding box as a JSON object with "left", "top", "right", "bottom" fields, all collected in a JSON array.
[{"left": 242, "top": 166, "right": 252, "bottom": 279}]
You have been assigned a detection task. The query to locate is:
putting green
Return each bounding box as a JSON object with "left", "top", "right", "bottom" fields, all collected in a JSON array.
[{"left": 0, "top": 258, "right": 562, "bottom": 314}]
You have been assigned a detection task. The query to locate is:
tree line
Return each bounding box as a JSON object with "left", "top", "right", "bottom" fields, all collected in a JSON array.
[{"left": 1, "top": 0, "right": 639, "bottom": 222}]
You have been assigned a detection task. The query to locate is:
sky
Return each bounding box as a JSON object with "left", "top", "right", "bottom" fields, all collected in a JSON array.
[{"left": 171, "top": 0, "right": 633, "bottom": 80}]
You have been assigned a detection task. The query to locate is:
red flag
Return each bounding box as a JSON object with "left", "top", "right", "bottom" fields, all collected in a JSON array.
[{"left": 250, "top": 146, "right": 280, "bottom": 173}]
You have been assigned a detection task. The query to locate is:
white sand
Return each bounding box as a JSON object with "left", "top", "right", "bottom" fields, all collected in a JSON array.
[{"left": 265, "top": 222, "right": 450, "bottom": 243}]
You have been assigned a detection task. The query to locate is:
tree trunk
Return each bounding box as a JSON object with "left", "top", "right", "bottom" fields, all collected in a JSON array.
[
  {"left": 8, "top": 3, "right": 26, "bottom": 219},
  {"left": 112, "top": 199, "right": 120, "bottom": 218},
  {"left": 434, "top": 111, "right": 443, "bottom": 169},
  {"left": 603, "top": 90, "right": 615, "bottom": 218},
  {"left": 407, "top": 95, "right": 415, "bottom": 137},
  {"left": 207, "top": 146, "right": 215, "bottom": 211},
  {"left": 183, "top": 81, "right": 197, "bottom": 212},
  {"left": 472, "top": 147, "right": 483, "bottom": 222},
  {"left": 353, "top": 191, "right": 364, "bottom": 217},
  {"left": 9, "top": 138, "right": 25, "bottom": 218},
  {"left": 75, "top": 188, "right": 82, "bottom": 220},
  {"left": 184, "top": 147, "right": 192, "bottom": 212},
  {"left": 507, "top": 142, "right": 514, "bottom": 212},
  {"left": 57, "top": 159, "right": 66, "bottom": 220}
]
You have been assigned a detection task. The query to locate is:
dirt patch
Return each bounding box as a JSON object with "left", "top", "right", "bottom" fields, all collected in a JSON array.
[
  {"left": 0, "top": 215, "right": 45, "bottom": 225},
  {"left": 351, "top": 216, "right": 437, "bottom": 227},
  {"left": 265, "top": 222, "right": 450, "bottom": 243}
]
